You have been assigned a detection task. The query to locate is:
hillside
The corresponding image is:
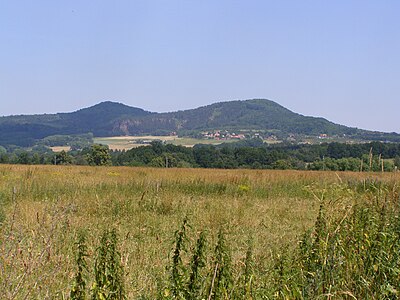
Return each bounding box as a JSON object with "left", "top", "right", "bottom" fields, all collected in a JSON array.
[
  {"left": 0, "top": 99, "right": 399, "bottom": 146},
  {"left": 0, "top": 102, "right": 151, "bottom": 146}
]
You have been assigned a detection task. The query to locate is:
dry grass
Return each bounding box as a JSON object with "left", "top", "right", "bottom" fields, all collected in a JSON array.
[
  {"left": 0, "top": 165, "right": 399, "bottom": 298},
  {"left": 93, "top": 136, "right": 180, "bottom": 150},
  {"left": 93, "top": 136, "right": 235, "bottom": 150},
  {"left": 49, "top": 146, "right": 71, "bottom": 152}
]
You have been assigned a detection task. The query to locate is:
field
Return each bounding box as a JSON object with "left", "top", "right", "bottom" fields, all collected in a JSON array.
[
  {"left": 93, "top": 136, "right": 238, "bottom": 150},
  {"left": 1, "top": 165, "right": 399, "bottom": 299},
  {"left": 50, "top": 146, "right": 72, "bottom": 152}
]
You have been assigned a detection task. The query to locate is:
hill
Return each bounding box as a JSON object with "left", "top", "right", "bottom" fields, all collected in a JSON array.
[
  {"left": 0, "top": 101, "right": 151, "bottom": 146},
  {"left": 0, "top": 99, "right": 399, "bottom": 146}
]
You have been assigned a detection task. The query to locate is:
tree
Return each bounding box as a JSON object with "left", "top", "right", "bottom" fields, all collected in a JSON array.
[
  {"left": 394, "top": 156, "right": 400, "bottom": 168},
  {"left": 193, "top": 145, "right": 220, "bottom": 168},
  {"left": 273, "top": 159, "right": 292, "bottom": 170},
  {"left": 86, "top": 144, "right": 111, "bottom": 166},
  {"left": 55, "top": 150, "right": 72, "bottom": 165},
  {"left": 0, "top": 146, "right": 8, "bottom": 164},
  {"left": 16, "top": 152, "right": 31, "bottom": 164},
  {"left": 0, "top": 153, "right": 9, "bottom": 164}
]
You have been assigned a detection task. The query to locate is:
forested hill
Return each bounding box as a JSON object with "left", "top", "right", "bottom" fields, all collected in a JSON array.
[
  {"left": 0, "top": 102, "right": 151, "bottom": 146},
  {"left": 0, "top": 99, "right": 399, "bottom": 146},
  {"left": 162, "top": 99, "right": 355, "bottom": 135}
]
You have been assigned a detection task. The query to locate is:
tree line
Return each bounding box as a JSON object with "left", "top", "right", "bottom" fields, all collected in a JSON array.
[{"left": 1, "top": 140, "right": 400, "bottom": 172}]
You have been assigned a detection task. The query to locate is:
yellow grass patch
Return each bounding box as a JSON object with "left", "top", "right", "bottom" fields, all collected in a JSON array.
[
  {"left": 49, "top": 146, "right": 71, "bottom": 152},
  {"left": 0, "top": 164, "right": 398, "bottom": 298}
]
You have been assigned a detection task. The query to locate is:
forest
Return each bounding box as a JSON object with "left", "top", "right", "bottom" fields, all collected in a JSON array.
[{"left": 1, "top": 140, "right": 400, "bottom": 172}]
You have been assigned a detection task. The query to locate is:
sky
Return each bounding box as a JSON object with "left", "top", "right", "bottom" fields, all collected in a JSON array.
[{"left": 1, "top": 1, "right": 399, "bottom": 133}]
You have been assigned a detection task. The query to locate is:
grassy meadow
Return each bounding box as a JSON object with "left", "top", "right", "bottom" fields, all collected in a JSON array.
[{"left": 1, "top": 165, "right": 399, "bottom": 299}]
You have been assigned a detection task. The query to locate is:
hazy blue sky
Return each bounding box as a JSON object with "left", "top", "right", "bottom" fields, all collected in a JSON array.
[{"left": 1, "top": 1, "right": 399, "bottom": 132}]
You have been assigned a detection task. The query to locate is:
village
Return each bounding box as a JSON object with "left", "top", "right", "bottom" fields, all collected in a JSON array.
[{"left": 200, "top": 129, "right": 279, "bottom": 142}]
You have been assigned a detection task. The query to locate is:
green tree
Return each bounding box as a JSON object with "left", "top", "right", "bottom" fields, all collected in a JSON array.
[
  {"left": 16, "top": 151, "right": 31, "bottom": 164},
  {"left": 55, "top": 150, "right": 72, "bottom": 165},
  {"left": 32, "top": 153, "right": 42, "bottom": 165},
  {"left": 0, "top": 146, "right": 8, "bottom": 164},
  {"left": 394, "top": 156, "right": 400, "bottom": 168},
  {"left": 86, "top": 144, "right": 111, "bottom": 166},
  {"left": 273, "top": 159, "right": 292, "bottom": 170}
]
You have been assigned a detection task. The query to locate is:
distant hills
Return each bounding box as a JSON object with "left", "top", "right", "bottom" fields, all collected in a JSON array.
[{"left": 1, "top": 99, "right": 399, "bottom": 147}]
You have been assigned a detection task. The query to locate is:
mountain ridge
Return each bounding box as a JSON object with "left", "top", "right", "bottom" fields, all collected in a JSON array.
[{"left": 0, "top": 99, "right": 399, "bottom": 146}]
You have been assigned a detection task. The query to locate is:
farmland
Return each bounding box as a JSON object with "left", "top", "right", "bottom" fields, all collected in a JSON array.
[
  {"left": 1, "top": 165, "right": 399, "bottom": 299},
  {"left": 93, "top": 136, "right": 238, "bottom": 150}
]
